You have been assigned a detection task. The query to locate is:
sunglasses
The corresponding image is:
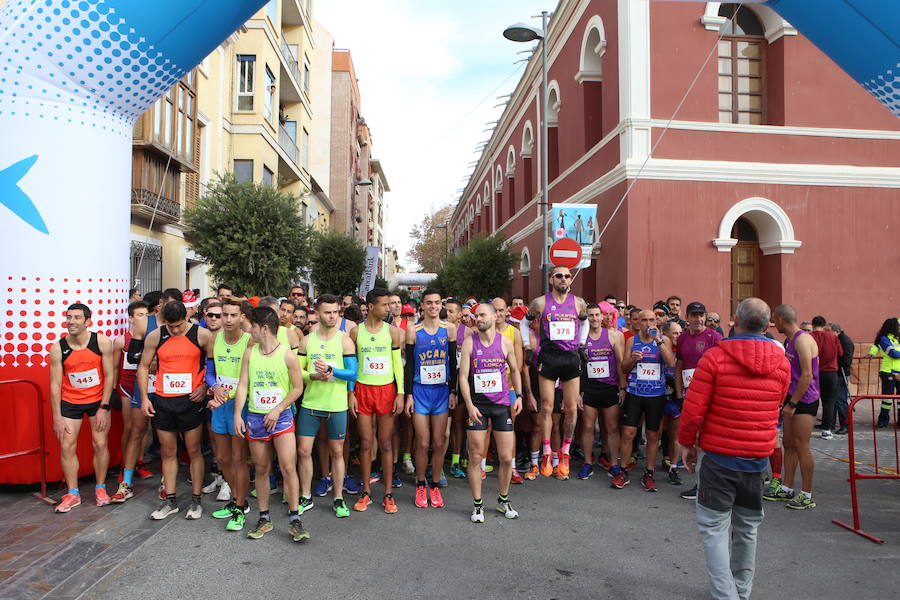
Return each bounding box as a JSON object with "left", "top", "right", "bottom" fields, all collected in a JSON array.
[
  {"left": 706, "top": 318, "right": 720, "bottom": 323},
  {"left": 291, "top": 292, "right": 305, "bottom": 297},
  {"left": 206, "top": 313, "right": 222, "bottom": 318},
  {"left": 553, "top": 273, "right": 572, "bottom": 279}
]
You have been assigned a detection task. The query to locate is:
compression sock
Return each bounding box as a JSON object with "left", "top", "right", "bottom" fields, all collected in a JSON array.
[
  {"left": 769, "top": 448, "right": 783, "bottom": 480},
  {"left": 561, "top": 437, "right": 572, "bottom": 455},
  {"left": 541, "top": 439, "right": 551, "bottom": 455}
]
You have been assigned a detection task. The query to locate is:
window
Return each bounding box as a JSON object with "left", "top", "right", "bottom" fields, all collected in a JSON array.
[
  {"left": 266, "top": 0, "right": 277, "bottom": 27},
  {"left": 301, "top": 128, "right": 309, "bottom": 169},
  {"left": 262, "top": 165, "right": 274, "bottom": 187},
  {"left": 237, "top": 55, "right": 256, "bottom": 111},
  {"left": 303, "top": 56, "right": 311, "bottom": 94},
  {"left": 234, "top": 159, "right": 253, "bottom": 183},
  {"left": 718, "top": 5, "right": 765, "bottom": 124},
  {"left": 264, "top": 66, "right": 276, "bottom": 122},
  {"left": 163, "top": 90, "right": 174, "bottom": 146}
]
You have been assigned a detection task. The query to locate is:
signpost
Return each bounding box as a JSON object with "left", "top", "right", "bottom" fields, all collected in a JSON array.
[{"left": 549, "top": 238, "right": 582, "bottom": 269}]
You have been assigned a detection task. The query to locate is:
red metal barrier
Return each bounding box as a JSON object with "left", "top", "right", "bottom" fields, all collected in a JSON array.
[
  {"left": 0, "top": 379, "right": 55, "bottom": 505},
  {"left": 832, "top": 394, "right": 899, "bottom": 544}
]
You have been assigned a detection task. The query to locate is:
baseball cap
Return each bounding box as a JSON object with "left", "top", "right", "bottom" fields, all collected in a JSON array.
[
  {"left": 401, "top": 304, "right": 415, "bottom": 315},
  {"left": 182, "top": 290, "right": 200, "bottom": 308},
  {"left": 685, "top": 301, "right": 707, "bottom": 315}
]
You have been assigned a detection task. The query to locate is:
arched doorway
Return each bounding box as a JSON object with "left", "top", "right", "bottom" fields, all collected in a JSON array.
[{"left": 730, "top": 217, "right": 759, "bottom": 316}]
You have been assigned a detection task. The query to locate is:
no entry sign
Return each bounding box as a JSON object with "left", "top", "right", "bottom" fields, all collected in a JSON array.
[{"left": 549, "top": 238, "right": 582, "bottom": 268}]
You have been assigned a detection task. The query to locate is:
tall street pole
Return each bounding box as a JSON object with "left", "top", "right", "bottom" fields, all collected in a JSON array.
[{"left": 540, "top": 10, "right": 550, "bottom": 294}]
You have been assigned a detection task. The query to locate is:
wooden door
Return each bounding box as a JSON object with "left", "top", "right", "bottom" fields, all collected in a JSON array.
[{"left": 731, "top": 241, "right": 759, "bottom": 317}]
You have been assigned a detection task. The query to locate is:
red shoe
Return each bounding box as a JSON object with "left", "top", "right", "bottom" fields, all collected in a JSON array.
[
  {"left": 95, "top": 487, "right": 111, "bottom": 507},
  {"left": 558, "top": 453, "right": 571, "bottom": 480},
  {"left": 539, "top": 453, "right": 553, "bottom": 477},
  {"left": 510, "top": 469, "right": 524, "bottom": 485},
  {"left": 111, "top": 482, "right": 133, "bottom": 503},
  {"left": 598, "top": 455, "right": 612, "bottom": 470},
  {"left": 611, "top": 469, "right": 629, "bottom": 489},
  {"left": 54, "top": 492, "right": 82, "bottom": 513},
  {"left": 428, "top": 486, "right": 444, "bottom": 508},
  {"left": 641, "top": 471, "right": 658, "bottom": 492},
  {"left": 135, "top": 463, "right": 154, "bottom": 479},
  {"left": 414, "top": 485, "right": 428, "bottom": 508}
]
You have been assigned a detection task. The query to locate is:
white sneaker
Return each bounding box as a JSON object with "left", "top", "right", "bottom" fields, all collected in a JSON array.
[
  {"left": 150, "top": 500, "right": 178, "bottom": 520},
  {"left": 497, "top": 500, "right": 519, "bottom": 519},
  {"left": 216, "top": 481, "right": 232, "bottom": 502},
  {"left": 402, "top": 458, "right": 415, "bottom": 475},
  {"left": 470, "top": 505, "right": 485, "bottom": 523},
  {"left": 185, "top": 499, "right": 202, "bottom": 520},
  {"left": 821, "top": 430, "right": 834, "bottom": 440},
  {"left": 202, "top": 474, "right": 223, "bottom": 494}
]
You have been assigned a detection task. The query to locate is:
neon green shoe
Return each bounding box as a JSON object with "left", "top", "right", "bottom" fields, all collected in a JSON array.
[
  {"left": 333, "top": 498, "right": 350, "bottom": 518},
  {"left": 225, "top": 508, "right": 245, "bottom": 531},
  {"left": 762, "top": 477, "right": 793, "bottom": 502},
  {"left": 247, "top": 518, "right": 273, "bottom": 539},
  {"left": 289, "top": 519, "right": 310, "bottom": 542},
  {"left": 212, "top": 500, "right": 238, "bottom": 519},
  {"left": 786, "top": 493, "right": 816, "bottom": 510}
]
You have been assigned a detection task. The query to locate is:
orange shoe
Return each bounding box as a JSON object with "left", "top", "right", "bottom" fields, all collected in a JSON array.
[
  {"left": 382, "top": 494, "right": 398, "bottom": 514},
  {"left": 557, "top": 453, "right": 571, "bottom": 480},
  {"left": 539, "top": 453, "right": 553, "bottom": 477},
  {"left": 353, "top": 492, "right": 372, "bottom": 512},
  {"left": 54, "top": 492, "right": 82, "bottom": 513},
  {"left": 429, "top": 486, "right": 444, "bottom": 508},
  {"left": 524, "top": 465, "right": 539, "bottom": 481},
  {"left": 510, "top": 469, "right": 524, "bottom": 485},
  {"left": 95, "top": 487, "right": 111, "bottom": 506},
  {"left": 414, "top": 485, "right": 428, "bottom": 508}
]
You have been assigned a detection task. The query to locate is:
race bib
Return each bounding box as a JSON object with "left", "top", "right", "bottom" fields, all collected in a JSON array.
[
  {"left": 636, "top": 363, "right": 660, "bottom": 381},
  {"left": 363, "top": 355, "right": 389, "bottom": 376},
  {"left": 549, "top": 320, "right": 574, "bottom": 341},
  {"left": 162, "top": 372, "right": 192, "bottom": 394},
  {"left": 68, "top": 368, "right": 99, "bottom": 389},
  {"left": 148, "top": 374, "right": 157, "bottom": 391},
  {"left": 217, "top": 375, "right": 239, "bottom": 399},
  {"left": 587, "top": 360, "right": 610, "bottom": 379},
  {"left": 682, "top": 368, "right": 695, "bottom": 389},
  {"left": 420, "top": 364, "right": 447, "bottom": 384},
  {"left": 474, "top": 372, "right": 502, "bottom": 394},
  {"left": 252, "top": 388, "right": 284, "bottom": 412}
]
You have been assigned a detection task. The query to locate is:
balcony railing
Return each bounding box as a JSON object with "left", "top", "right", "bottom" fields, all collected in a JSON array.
[
  {"left": 131, "top": 188, "right": 181, "bottom": 223},
  {"left": 278, "top": 125, "right": 300, "bottom": 166},
  {"left": 279, "top": 39, "right": 303, "bottom": 89}
]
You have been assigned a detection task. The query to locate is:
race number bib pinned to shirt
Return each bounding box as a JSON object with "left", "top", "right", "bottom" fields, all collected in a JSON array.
[
  {"left": 252, "top": 388, "right": 284, "bottom": 412},
  {"left": 636, "top": 363, "right": 661, "bottom": 381},
  {"left": 68, "top": 368, "right": 100, "bottom": 389},
  {"left": 587, "top": 360, "right": 610, "bottom": 379},
  {"left": 420, "top": 364, "right": 447, "bottom": 384},
  {"left": 681, "top": 368, "right": 696, "bottom": 389},
  {"left": 474, "top": 372, "right": 502, "bottom": 394},
  {"left": 148, "top": 374, "right": 157, "bottom": 391},
  {"left": 162, "top": 373, "right": 192, "bottom": 394},
  {"left": 363, "top": 356, "right": 389, "bottom": 376},
  {"left": 217, "top": 376, "right": 239, "bottom": 399},
  {"left": 549, "top": 321, "right": 575, "bottom": 341}
]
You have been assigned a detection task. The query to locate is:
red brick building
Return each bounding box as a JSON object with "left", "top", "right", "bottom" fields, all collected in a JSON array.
[{"left": 450, "top": 0, "right": 899, "bottom": 340}]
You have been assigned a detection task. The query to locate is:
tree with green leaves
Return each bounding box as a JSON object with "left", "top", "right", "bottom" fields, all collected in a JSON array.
[
  {"left": 310, "top": 231, "right": 366, "bottom": 296},
  {"left": 409, "top": 204, "right": 452, "bottom": 272},
  {"left": 431, "top": 235, "right": 515, "bottom": 299},
  {"left": 183, "top": 174, "right": 313, "bottom": 296}
]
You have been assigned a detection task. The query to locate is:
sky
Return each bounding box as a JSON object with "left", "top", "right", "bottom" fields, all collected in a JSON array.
[{"left": 315, "top": 0, "right": 554, "bottom": 272}]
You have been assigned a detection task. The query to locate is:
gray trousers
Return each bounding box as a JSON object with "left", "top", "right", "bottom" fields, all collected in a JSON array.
[{"left": 696, "top": 456, "right": 765, "bottom": 600}]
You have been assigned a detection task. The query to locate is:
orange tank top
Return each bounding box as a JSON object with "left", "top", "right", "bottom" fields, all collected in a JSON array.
[
  {"left": 60, "top": 332, "right": 104, "bottom": 405},
  {"left": 155, "top": 324, "right": 206, "bottom": 397}
]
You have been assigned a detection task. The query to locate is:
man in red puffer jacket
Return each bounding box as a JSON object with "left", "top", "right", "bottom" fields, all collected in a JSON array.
[{"left": 679, "top": 298, "right": 790, "bottom": 600}]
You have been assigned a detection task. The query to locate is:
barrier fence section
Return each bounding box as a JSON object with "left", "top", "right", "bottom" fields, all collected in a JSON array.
[
  {"left": 831, "top": 394, "right": 899, "bottom": 544},
  {"left": 0, "top": 379, "right": 54, "bottom": 505}
]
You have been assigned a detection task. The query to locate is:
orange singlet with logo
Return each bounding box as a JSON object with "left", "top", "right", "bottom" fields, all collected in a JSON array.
[
  {"left": 154, "top": 324, "right": 206, "bottom": 397},
  {"left": 60, "top": 332, "right": 105, "bottom": 404}
]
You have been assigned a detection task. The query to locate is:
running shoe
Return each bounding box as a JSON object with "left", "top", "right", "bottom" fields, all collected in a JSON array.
[
  {"left": 483, "top": 464, "right": 494, "bottom": 474},
  {"left": 450, "top": 463, "right": 466, "bottom": 478},
  {"left": 313, "top": 477, "right": 333, "bottom": 497},
  {"left": 680, "top": 484, "right": 698, "bottom": 500},
  {"left": 213, "top": 501, "right": 248, "bottom": 519},
  {"left": 667, "top": 468, "right": 682, "bottom": 486},
  {"left": 247, "top": 518, "right": 273, "bottom": 539},
  {"left": 298, "top": 496, "right": 314, "bottom": 514},
  {"left": 497, "top": 499, "right": 519, "bottom": 519},
  {"left": 110, "top": 482, "right": 133, "bottom": 503},
  {"left": 820, "top": 429, "right": 834, "bottom": 440},
  {"left": 554, "top": 464, "right": 568, "bottom": 481},
  {"left": 762, "top": 477, "right": 792, "bottom": 502},
  {"left": 216, "top": 481, "right": 232, "bottom": 502},
  {"left": 95, "top": 487, "right": 111, "bottom": 507},
  {"left": 202, "top": 474, "right": 223, "bottom": 494},
  {"left": 392, "top": 475, "right": 403, "bottom": 489},
  {"left": 572, "top": 446, "right": 585, "bottom": 461},
  {"left": 343, "top": 476, "right": 361, "bottom": 495},
  {"left": 510, "top": 469, "right": 524, "bottom": 485},
  {"left": 610, "top": 467, "right": 629, "bottom": 489},
  {"left": 401, "top": 458, "right": 415, "bottom": 475},
  {"left": 289, "top": 519, "right": 310, "bottom": 542},
  {"left": 524, "top": 465, "right": 539, "bottom": 481},
  {"left": 135, "top": 463, "right": 154, "bottom": 479},
  {"left": 834, "top": 426, "right": 848, "bottom": 435},
  {"left": 353, "top": 492, "right": 372, "bottom": 512},
  {"left": 382, "top": 494, "right": 398, "bottom": 514},
  {"left": 786, "top": 494, "right": 816, "bottom": 510},
  {"left": 150, "top": 499, "right": 178, "bottom": 520},
  {"left": 429, "top": 486, "right": 444, "bottom": 508},
  {"left": 627, "top": 455, "right": 637, "bottom": 469},
  {"left": 438, "top": 470, "right": 448, "bottom": 488},
  {"left": 460, "top": 458, "right": 469, "bottom": 469},
  {"left": 577, "top": 464, "right": 594, "bottom": 480},
  {"left": 415, "top": 484, "right": 429, "bottom": 508},
  {"left": 369, "top": 471, "right": 381, "bottom": 484},
  {"left": 225, "top": 507, "right": 245, "bottom": 531},
  {"left": 539, "top": 453, "right": 553, "bottom": 477},
  {"left": 185, "top": 499, "right": 202, "bottom": 519},
  {"left": 333, "top": 498, "right": 350, "bottom": 518},
  {"left": 597, "top": 454, "right": 612, "bottom": 470},
  {"left": 471, "top": 505, "right": 485, "bottom": 523},
  {"left": 641, "top": 471, "right": 658, "bottom": 492},
  {"left": 55, "top": 492, "right": 82, "bottom": 513}
]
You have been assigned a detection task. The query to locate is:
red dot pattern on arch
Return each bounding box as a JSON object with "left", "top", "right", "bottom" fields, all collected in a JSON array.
[{"left": 0, "top": 275, "right": 130, "bottom": 368}]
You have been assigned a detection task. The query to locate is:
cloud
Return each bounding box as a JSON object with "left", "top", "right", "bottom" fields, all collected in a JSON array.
[{"left": 315, "top": 1, "right": 549, "bottom": 271}]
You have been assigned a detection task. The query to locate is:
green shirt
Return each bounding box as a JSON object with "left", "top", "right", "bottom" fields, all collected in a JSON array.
[
  {"left": 302, "top": 329, "right": 348, "bottom": 412},
  {"left": 356, "top": 322, "right": 394, "bottom": 386},
  {"left": 246, "top": 344, "right": 292, "bottom": 414},
  {"left": 213, "top": 331, "right": 250, "bottom": 400}
]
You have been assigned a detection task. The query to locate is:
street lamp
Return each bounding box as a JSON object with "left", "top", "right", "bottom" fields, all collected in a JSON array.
[
  {"left": 504, "top": 12, "right": 551, "bottom": 294},
  {"left": 351, "top": 178, "right": 373, "bottom": 241}
]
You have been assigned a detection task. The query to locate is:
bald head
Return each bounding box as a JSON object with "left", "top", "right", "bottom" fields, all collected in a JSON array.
[
  {"left": 735, "top": 297, "right": 770, "bottom": 333},
  {"left": 773, "top": 304, "right": 797, "bottom": 325}
]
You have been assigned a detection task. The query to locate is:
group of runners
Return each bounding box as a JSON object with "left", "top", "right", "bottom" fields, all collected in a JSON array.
[{"left": 48, "top": 266, "right": 832, "bottom": 543}]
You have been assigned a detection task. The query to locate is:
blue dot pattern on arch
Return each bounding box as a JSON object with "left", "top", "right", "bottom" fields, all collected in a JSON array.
[{"left": 0, "top": 0, "right": 267, "bottom": 137}]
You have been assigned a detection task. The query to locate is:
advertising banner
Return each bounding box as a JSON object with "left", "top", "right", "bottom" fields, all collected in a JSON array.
[
  {"left": 551, "top": 203, "right": 597, "bottom": 269},
  {"left": 358, "top": 246, "right": 381, "bottom": 297}
]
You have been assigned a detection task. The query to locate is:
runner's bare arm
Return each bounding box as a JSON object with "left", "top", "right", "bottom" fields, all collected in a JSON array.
[
  {"left": 48, "top": 344, "right": 66, "bottom": 437},
  {"left": 458, "top": 336, "right": 473, "bottom": 407},
  {"left": 98, "top": 334, "right": 115, "bottom": 405},
  {"left": 611, "top": 330, "right": 627, "bottom": 389},
  {"left": 112, "top": 335, "right": 124, "bottom": 393},
  {"left": 283, "top": 349, "right": 304, "bottom": 404},
  {"left": 232, "top": 345, "right": 253, "bottom": 436},
  {"left": 136, "top": 330, "right": 160, "bottom": 409}
]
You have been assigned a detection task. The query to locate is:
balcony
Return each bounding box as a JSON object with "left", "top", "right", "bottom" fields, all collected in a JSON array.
[
  {"left": 131, "top": 188, "right": 181, "bottom": 224},
  {"left": 279, "top": 39, "right": 304, "bottom": 97},
  {"left": 278, "top": 124, "right": 300, "bottom": 166}
]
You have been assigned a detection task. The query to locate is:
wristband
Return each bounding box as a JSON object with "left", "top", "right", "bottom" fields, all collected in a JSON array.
[
  {"left": 787, "top": 400, "right": 799, "bottom": 408},
  {"left": 100, "top": 404, "right": 111, "bottom": 411}
]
